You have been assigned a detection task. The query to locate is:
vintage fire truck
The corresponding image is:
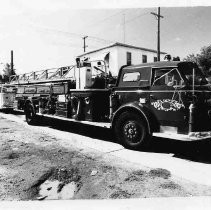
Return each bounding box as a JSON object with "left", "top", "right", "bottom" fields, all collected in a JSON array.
[{"left": 9, "top": 59, "right": 211, "bottom": 150}]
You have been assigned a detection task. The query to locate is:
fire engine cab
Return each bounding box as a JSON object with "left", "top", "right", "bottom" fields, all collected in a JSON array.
[{"left": 10, "top": 59, "right": 211, "bottom": 150}]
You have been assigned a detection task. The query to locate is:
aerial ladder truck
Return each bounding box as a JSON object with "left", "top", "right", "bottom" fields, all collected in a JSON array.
[{"left": 9, "top": 59, "right": 211, "bottom": 150}]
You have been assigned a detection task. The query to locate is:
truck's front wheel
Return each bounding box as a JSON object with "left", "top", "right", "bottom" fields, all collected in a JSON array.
[
  {"left": 114, "top": 111, "right": 150, "bottom": 150},
  {"left": 25, "top": 103, "right": 37, "bottom": 125}
]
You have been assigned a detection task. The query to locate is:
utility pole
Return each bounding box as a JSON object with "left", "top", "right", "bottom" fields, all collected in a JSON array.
[
  {"left": 83, "top": 36, "right": 88, "bottom": 52},
  {"left": 11, "top": 50, "right": 14, "bottom": 73},
  {"left": 151, "top": 7, "right": 164, "bottom": 61}
]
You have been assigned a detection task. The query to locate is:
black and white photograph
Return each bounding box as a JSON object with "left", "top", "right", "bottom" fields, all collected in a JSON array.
[{"left": 0, "top": 0, "right": 211, "bottom": 209}]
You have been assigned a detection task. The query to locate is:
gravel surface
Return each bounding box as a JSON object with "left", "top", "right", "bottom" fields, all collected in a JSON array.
[{"left": 1, "top": 116, "right": 211, "bottom": 200}]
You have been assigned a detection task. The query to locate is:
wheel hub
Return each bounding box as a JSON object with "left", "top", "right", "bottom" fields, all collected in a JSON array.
[{"left": 124, "top": 122, "right": 138, "bottom": 140}]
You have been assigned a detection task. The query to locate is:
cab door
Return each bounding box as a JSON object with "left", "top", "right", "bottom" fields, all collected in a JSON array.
[
  {"left": 150, "top": 68, "right": 187, "bottom": 133},
  {"left": 113, "top": 66, "right": 151, "bottom": 111}
]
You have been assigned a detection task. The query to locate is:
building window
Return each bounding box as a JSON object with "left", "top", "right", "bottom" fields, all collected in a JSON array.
[
  {"left": 142, "top": 55, "right": 147, "bottom": 63},
  {"left": 154, "top": 57, "right": 158, "bottom": 62},
  {"left": 126, "top": 52, "right": 132, "bottom": 65}
]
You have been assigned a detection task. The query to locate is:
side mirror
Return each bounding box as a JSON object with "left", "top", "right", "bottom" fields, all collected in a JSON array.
[{"left": 107, "top": 84, "right": 115, "bottom": 89}]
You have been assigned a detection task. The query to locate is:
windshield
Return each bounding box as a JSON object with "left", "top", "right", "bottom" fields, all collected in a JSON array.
[
  {"left": 177, "top": 62, "right": 207, "bottom": 85},
  {"left": 152, "top": 68, "right": 184, "bottom": 87}
]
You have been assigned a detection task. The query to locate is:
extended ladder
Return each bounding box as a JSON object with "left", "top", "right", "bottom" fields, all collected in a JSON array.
[{"left": 10, "top": 65, "right": 76, "bottom": 85}]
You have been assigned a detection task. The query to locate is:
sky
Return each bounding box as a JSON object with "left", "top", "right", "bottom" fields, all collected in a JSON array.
[{"left": 0, "top": 0, "right": 211, "bottom": 74}]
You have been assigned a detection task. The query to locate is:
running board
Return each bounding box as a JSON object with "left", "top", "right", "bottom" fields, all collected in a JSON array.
[
  {"left": 37, "top": 113, "right": 111, "bottom": 128},
  {"left": 153, "top": 132, "right": 211, "bottom": 141}
]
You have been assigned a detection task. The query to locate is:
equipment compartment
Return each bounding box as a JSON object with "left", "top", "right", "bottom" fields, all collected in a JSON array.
[
  {"left": 56, "top": 101, "right": 69, "bottom": 109},
  {"left": 70, "top": 90, "right": 110, "bottom": 122}
]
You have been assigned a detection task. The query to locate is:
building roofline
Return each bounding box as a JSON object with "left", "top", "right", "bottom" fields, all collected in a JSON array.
[{"left": 77, "top": 42, "right": 167, "bottom": 57}]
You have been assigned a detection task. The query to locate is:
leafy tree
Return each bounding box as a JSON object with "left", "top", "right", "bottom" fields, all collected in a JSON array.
[
  {"left": 2, "top": 63, "right": 16, "bottom": 82},
  {"left": 184, "top": 45, "right": 211, "bottom": 75},
  {"left": 197, "top": 46, "right": 211, "bottom": 75},
  {"left": 183, "top": 53, "right": 199, "bottom": 63}
]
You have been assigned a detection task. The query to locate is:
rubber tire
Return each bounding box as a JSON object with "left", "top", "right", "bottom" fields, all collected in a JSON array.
[
  {"left": 114, "top": 111, "right": 151, "bottom": 150},
  {"left": 25, "top": 103, "right": 37, "bottom": 125}
]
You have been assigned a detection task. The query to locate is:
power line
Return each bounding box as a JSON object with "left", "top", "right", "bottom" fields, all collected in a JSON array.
[
  {"left": 84, "top": 10, "right": 148, "bottom": 31},
  {"left": 125, "top": 12, "right": 149, "bottom": 24},
  {"left": 27, "top": 11, "right": 150, "bottom": 53},
  {"left": 92, "top": 12, "right": 149, "bottom": 40},
  {"left": 88, "top": 36, "right": 114, "bottom": 44},
  {"left": 33, "top": 25, "right": 115, "bottom": 48},
  {"left": 38, "top": 25, "right": 114, "bottom": 44},
  {"left": 34, "top": 25, "right": 84, "bottom": 39},
  {"left": 30, "top": 12, "right": 149, "bottom": 51},
  {"left": 29, "top": 11, "right": 150, "bottom": 52},
  {"left": 84, "top": 9, "right": 127, "bottom": 29},
  {"left": 122, "top": 12, "right": 148, "bottom": 43},
  {"left": 51, "top": 40, "right": 82, "bottom": 49}
]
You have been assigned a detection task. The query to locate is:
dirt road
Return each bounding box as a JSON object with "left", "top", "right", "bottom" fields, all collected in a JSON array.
[{"left": 1, "top": 115, "right": 211, "bottom": 200}]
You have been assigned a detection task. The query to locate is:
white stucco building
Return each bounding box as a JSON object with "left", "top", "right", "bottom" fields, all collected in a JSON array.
[{"left": 77, "top": 42, "right": 167, "bottom": 76}]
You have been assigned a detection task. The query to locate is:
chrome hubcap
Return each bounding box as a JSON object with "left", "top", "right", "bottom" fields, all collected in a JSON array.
[{"left": 124, "top": 122, "right": 138, "bottom": 141}]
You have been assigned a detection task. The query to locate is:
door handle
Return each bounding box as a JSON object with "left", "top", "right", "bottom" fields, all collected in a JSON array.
[{"left": 150, "top": 94, "right": 157, "bottom": 100}]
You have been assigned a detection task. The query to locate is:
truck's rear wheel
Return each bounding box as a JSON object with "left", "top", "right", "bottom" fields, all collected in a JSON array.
[
  {"left": 114, "top": 111, "right": 150, "bottom": 150},
  {"left": 25, "top": 103, "right": 37, "bottom": 125}
]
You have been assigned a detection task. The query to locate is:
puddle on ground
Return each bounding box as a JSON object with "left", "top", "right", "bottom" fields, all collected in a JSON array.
[
  {"left": 39, "top": 180, "right": 77, "bottom": 200},
  {"left": 59, "top": 182, "right": 77, "bottom": 199}
]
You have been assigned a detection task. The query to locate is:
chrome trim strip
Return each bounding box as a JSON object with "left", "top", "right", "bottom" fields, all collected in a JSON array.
[
  {"left": 114, "top": 90, "right": 211, "bottom": 93},
  {"left": 126, "top": 65, "right": 177, "bottom": 70}
]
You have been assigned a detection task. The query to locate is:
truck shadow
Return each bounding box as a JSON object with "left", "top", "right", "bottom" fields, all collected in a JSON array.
[
  {"left": 36, "top": 116, "right": 211, "bottom": 164},
  {"left": 11, "top": 110, "right": 25, "bottom": 115},
  {"left": 0, "top": 110, "right": 25, "bottom": 115},
  {"left": 39, "top": 116, "right": 115, "bottom": 143},
  {"left": 148, "top": 137, "right": 211, "bottom": 164}
]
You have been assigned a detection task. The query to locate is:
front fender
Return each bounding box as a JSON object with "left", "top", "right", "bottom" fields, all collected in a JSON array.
[{"left": 111, "top": 101, "right": 158, "bottom": 134}]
